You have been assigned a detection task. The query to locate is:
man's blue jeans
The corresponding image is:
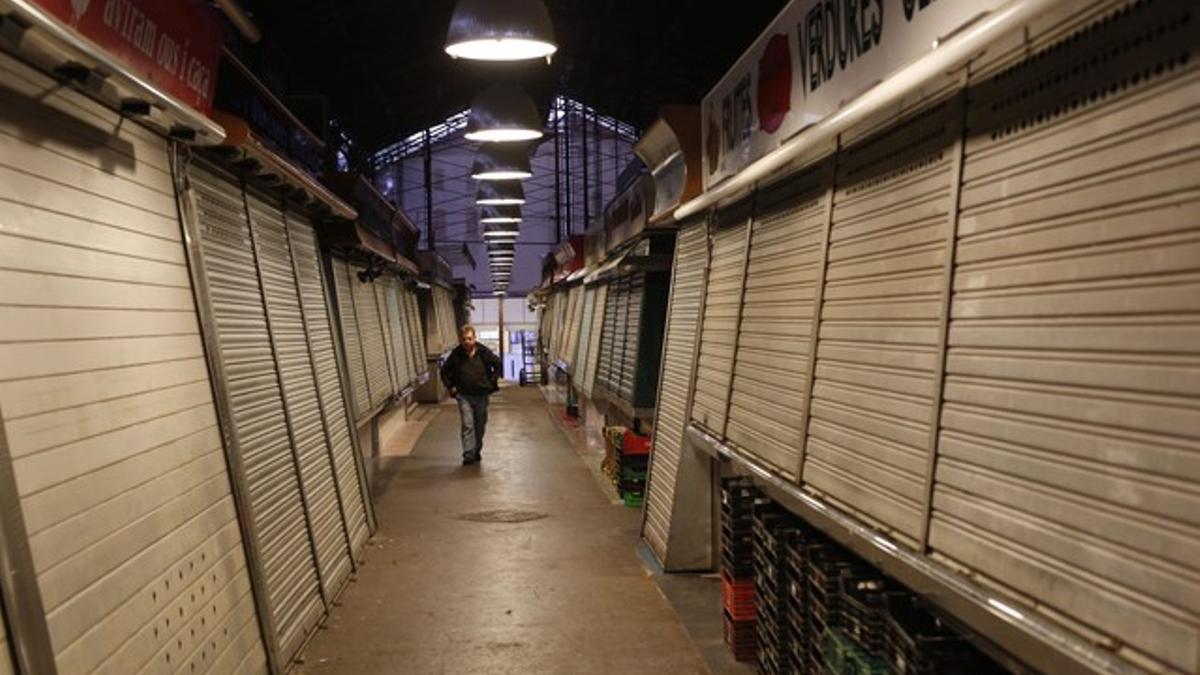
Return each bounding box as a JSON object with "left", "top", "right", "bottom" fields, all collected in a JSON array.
[{"left": 458, "top": 393, "right": 489, "bottom": 459}]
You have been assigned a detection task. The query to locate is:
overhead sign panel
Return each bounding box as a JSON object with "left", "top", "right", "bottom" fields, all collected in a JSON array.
[
  {"left": 29, "top": 0, "right": 222, "bottom": 115},
  {"left": 701, "top": 0, "right": 1002, "bottom": 189}
]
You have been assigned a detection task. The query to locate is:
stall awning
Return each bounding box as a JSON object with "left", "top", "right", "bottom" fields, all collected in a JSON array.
[{"left": 213, "top": 111, "right": 357, "bottom": 220}]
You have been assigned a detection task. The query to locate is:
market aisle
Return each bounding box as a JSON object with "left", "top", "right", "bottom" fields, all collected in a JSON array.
[{"left": 295, "top": 385, "right": 709, "bottom": 674}]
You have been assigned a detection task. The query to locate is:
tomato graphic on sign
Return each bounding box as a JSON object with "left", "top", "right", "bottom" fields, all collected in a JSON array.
[{"left": 756, "top": 33, "right": 792, "bottom": 134}]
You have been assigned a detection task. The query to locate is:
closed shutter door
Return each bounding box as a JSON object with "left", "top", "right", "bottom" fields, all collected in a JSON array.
[
  {"left": 643, "top": 221, "right": 709, "bottom": 564},
  {"left": 803, "top": 87, "right": 960, "bottom": 542},
  {"left": 285, "top": 215, "right": 371, "bottom": 557},
  {"left": 574, "top": 288, "right": 597, "bottom": 382},
  {"left": 0, "top": 607, "right": 11, "bottom": 675},
  {"left": 189, "top": 164, "right": 323, "bottom": 665},
  {"left": 386, "top": 279, "right": 414, "bottom": 388},
  {"left": 246, "top": 193, "right": 353, "bottom": 601},
  {"left": 609, "top": 278, "right": 631, "bottom": 397},
  {"left": 404, "top": 288, "right": 426, "bottom": 378},
  {"left": 376, "top": 282, "right": 402, "bottom": 391},
  {"left": 0, "top": 53, "right": 266, "bottom": 674},
  {"left": 331, "top": 259, "right": 371, "bottom": 422},
  {"left": 597, "top": 285, "right": 619, "bottom": 394},
  {"left": 727, "top": 171, "right": 830, "bottom": 479},
  {"left": 442, "top": 289, "right": 458, "bottom": 348},
  {"left": 691, "top": 209, "right": 750, "bottom": 435},
  {"left": 618, "top": 274, "right": 645, "bottom": 403},
  {"left": 423, "top": 293, "right": 441, "bottom": 357},
  {"left": 352, "top": 270, "right": 392, "bottom": 408},
  {"left": 581, "top": 284, "right": 608, "bottom": 396},
  {"left": 560, "top": 287, "right": 578, "bottom": 368},
  {"left": 929, "top": 3, "right": 1200, "bottom": 670}
]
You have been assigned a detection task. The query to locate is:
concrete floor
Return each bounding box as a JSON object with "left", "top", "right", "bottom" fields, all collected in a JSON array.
[{"left": 295, "top": 385, "right": 713, "bottom": 674}]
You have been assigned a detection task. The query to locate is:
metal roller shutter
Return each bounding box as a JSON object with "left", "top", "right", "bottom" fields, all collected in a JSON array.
[
  {"left": 560, "top": 286, "right": 580, "bottom": 369},
  {"left": 690, "top": 207, "right": 751, "bottom": 435},
  {"left": 0, "top": 52, "right": 266, "bottom": 673},
  {"left": 803, "top": 86, "right": 961, "bottom": 543},
  {"left": 386, "top": 279, "right": 415, "bottom": 389},
  {"left": 352, "top": 269, "right": 392, "bottom": 408},
  {"left": 442, "top": 288, "right": 458, "bottom": 348},
  {"left": 726, "top": 171, "right": 831, "bottom": 480},
  {"left": 596, "top": 285, "right": 619, "bottom": 395},
  {"left": 574, "top": 288, "right": 597, "bottom": 383},
  {"left": 0, "top": 609, "right": 10, "bottom": 675},
  {"left": 188, "top": 163, "right": 324, "bottom": 665},
  {"left": 246, "top": 191, "right": 353, "bottom": 604},
  {"left": 607, "top": 279, "right": 631, "bottom": 397},
  {"left": 928, "top": 2, "right": 1200, "bottom": 670},
  {"left": 617, "top": 274, "right": 645, "bottom": 403},
  {"left": 331, "top": 259, "right": 371, "bottom": 423},
  {"left": 643, "top": 221, "right": 709, "bottom": 565},
  {"left": 403, "top": 288, "right": 426, "bottom": 379},
  {"left": 580, "top": 284, "right": 608, "bottom": 397},
  {"left": 285, "top": 216, "right": 372, "bottom": 558},
  {"left": 376, "top": 281, "right": 403, "bottom": 391},
  {"left": 423, "top": 291, "right": 445, "bottom": 357}
]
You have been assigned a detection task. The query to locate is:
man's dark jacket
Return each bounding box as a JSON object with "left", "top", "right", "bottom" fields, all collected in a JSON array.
[{"left": 441, "top": 344, "right": 503, "bottom": 396}]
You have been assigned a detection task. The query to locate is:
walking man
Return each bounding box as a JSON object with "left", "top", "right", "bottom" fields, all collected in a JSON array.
[{"left": 441, "top": 325, "right": 503, "bottom": 465}]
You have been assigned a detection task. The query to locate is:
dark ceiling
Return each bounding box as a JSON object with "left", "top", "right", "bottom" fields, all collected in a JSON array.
[{"left": 239, "top": 0, "right": 789, "bottom": 154}]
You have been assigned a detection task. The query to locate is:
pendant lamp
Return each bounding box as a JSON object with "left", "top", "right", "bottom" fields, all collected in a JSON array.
[
  {"left": 472, "top": 144, "right": 532, "bottom": 180},
  {"left": 465, "top": 84, "right": 543, "bottom": 142},
  {"left": 445, "top": 0, "right": 557, "bottom": 62},
  {"left": 477, "top": 181, "right": 526, "bottom": 205},
  {"left": 483, "top": 230, "right": 520, "bottom": 240},
  {"left": 480, "top": 205, "right": 522, "bottom": 224}
]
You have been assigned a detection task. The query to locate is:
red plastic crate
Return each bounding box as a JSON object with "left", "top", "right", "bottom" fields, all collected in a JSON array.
[
  {"left": 723, "top": 609, "right": 758, "bottom": 662},
  {"left": 721, "top": 568, "right": 757, "bottom": 620},
  {"left": 622, "top": 430, "right": 651, "bottom": 455}
]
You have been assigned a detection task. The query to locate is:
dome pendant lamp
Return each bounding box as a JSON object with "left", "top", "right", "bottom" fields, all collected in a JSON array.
[
  {"left": 477, "top": 181, "right": 526, "bottom": 206},
  {"left": 472, "top": 144, "right": 532, "bottom": 181},
  {"left": 465, "top": 84, "right": 543, "bottom": 142},
  {"left": 445, "top": 0, "right": 557, "bottom": 62},
  {"left": 480, "top": 205, "right": 522, "bottom": 224}
]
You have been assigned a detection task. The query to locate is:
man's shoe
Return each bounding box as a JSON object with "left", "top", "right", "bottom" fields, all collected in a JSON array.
[{"left": 462, "top": 453, "right": 479, "bottom": 465}]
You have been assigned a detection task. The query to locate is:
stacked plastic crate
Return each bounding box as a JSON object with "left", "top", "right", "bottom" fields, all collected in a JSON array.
[
  {"left": 720, "top": 478, "right": 762, "bottom": 661},
  {"left": 752, "top": 504, "right": 804, "bottom": 674},
  {"left": 617, "top": 430, "right": 650, "bottom": 507}
]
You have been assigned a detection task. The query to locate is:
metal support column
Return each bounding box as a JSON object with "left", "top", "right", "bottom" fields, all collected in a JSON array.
[
  {"left": 423, "top": 129, "right": 434, "bottom": 250},
  {"left": 582, "top": 105, "right": 590, "bottom": 234},
  {"left": 554, "top": 96, "right": 562, "bottom": 244}
]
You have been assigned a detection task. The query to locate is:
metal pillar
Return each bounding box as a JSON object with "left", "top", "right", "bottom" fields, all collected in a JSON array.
[{"left": 423, "top": 129, "right": 434, "bottom": 250}]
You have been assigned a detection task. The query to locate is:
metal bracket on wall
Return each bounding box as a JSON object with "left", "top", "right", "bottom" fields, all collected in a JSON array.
[{"left": 685, "top": 424, "right": 1147, "bottom": 675}]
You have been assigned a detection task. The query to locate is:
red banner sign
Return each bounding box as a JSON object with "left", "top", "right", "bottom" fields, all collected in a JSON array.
[{"left": 30, "top": 0, "right": 222, "bottom": 115}]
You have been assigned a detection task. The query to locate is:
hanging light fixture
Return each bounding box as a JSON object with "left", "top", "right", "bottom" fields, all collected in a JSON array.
[
  {"left": 445, "top": 0, "right": 557, "bottom": 62},
  {"left": 480, "top": 205, "right": 522, "bottom": 224},
  {"left": 471, "top": 144, "right": 532, "bottom": 180},
  {"left": 477, "top": 181, "right": 526, "bottom": 205},
  {"left": 483, "top": 230, "right": 521, "bottom": 241},
  {"left": 465, "top": 84, "right": 543, "bottom": 142}
]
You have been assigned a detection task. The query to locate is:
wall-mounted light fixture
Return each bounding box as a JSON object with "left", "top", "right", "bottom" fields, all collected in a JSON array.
[
  {"left": 465, "top": 84, "right": 543, "bottom": 142},
  {"left": 471, "top": 144, "right": 532, "bottom": 180},
  {"left": 445, "top": 0, "right": 557, "bottom": 62},
  {"left": 477, "top": 181, "right": 526, "bottom": 205}
]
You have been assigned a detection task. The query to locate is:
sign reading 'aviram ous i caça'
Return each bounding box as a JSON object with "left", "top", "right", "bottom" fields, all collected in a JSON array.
[
  {"left": 29, "top": 0, "right": 222, "bottom": 115},
  {"left": 702, "top": 0, "right": 1005, "bottom": 190}
]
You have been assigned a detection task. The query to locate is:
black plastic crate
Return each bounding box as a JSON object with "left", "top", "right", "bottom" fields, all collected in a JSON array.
[
  {"left": 838, "top": 576, "right": 891, "bottom": 654},
  {"left": 880, "top": 594, "right": 1001, "bottom": 675}
]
